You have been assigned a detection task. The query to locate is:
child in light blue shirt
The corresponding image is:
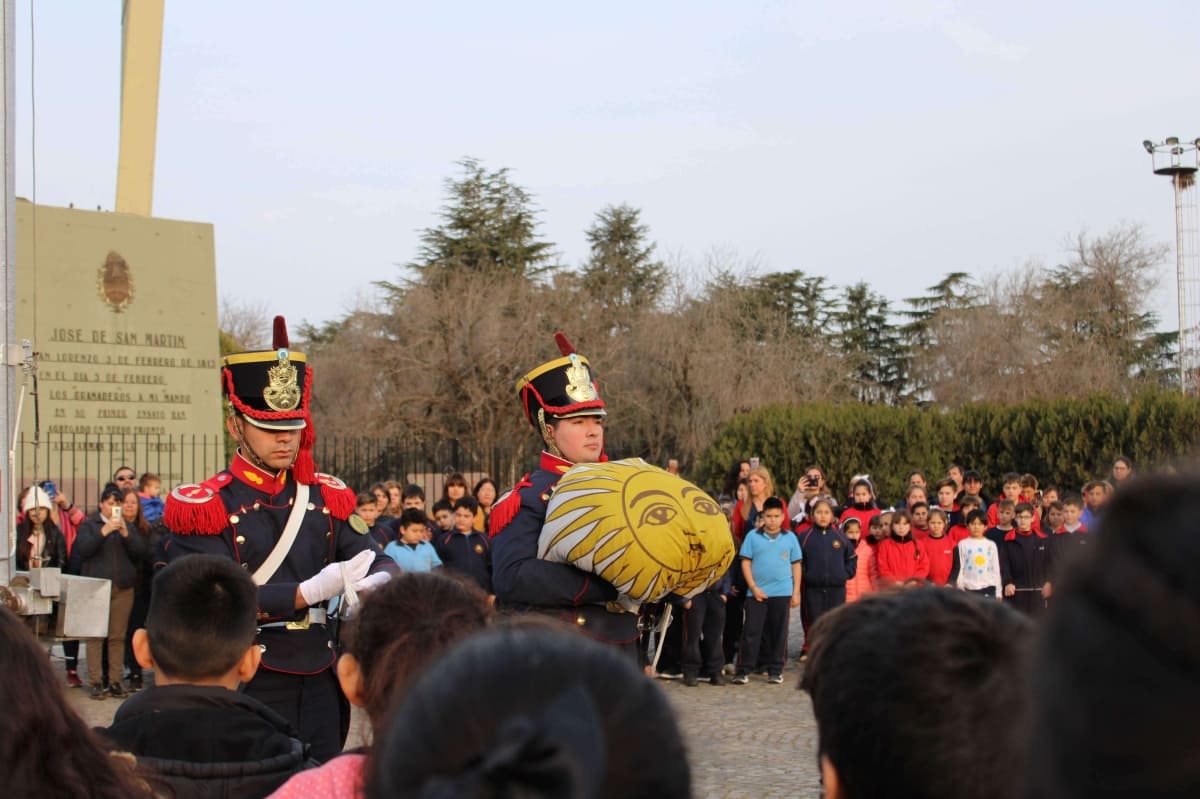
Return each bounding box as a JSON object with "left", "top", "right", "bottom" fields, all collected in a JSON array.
[{"left": 384, "top": 508, "right": 443, "bottom": 572}]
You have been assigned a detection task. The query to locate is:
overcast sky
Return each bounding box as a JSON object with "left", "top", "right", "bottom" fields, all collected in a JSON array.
[{"left": 14, "top": 1, "right": 1200, "bottom": 331}]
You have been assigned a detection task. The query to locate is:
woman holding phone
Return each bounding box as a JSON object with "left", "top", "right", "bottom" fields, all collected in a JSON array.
[{"left": 73, "top": 484, "right": 148, "bottom": 700}]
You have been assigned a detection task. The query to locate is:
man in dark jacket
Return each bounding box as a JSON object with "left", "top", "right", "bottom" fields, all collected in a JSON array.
[
  {"left": 75, "top": 484, "right": 148, "bottom": 699},
  {"left": 100, "top": 555, "right": 312, "bottom": 798}
]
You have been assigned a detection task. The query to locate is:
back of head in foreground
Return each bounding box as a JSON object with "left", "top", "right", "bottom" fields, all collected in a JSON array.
[
  {"left": 0, "top": 606, "right": 155, "bottom": 798},
  {"left": 141, "top": 553, "right": 260, "bottom": 683},
  {"left": 1027, "top": 471, "right": 1200, "bottom": 799},
  {"left": 800, "top": 587, "right": 1032, "bottom": 799},
  {"left": 367, "top": 621, "right": 690, "bottom": 799}
]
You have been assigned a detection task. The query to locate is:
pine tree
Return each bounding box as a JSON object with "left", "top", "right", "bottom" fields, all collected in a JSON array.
[
  {"left": 405, "top": 158, "right": 556, "bottom": 287},
  {"left": 834, "top": 282, "right": 910, "bottom": 404},
  {"left": 580, "top": 204, "right": 666, "bottom": 322}
]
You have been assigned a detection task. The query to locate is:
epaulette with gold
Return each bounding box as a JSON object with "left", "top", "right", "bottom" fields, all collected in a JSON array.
[
  {"left": 165, "top": 473, "right": 233, "bottom": 535},
  {"left": 488, "top": 474, "right": 533, "bottom": 538},
  {"left": 316, "top": 473, "right": 356, "bottom": 521}
]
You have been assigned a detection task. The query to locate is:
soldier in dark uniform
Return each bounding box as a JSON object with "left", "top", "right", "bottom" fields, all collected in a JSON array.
[
  {"left": 163, "top": 317, "right": 393, "bottom": 762},
  {"left": 489, "top": 333, "right": 639, "bottom": 654}
]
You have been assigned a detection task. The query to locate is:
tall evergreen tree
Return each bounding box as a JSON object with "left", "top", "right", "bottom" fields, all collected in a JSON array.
[
  {"left": 834, "top": 282, "right": 910, "bottom": 404},
  {"left": 580, "top": 204, "right": 666, "bottom": 319},
  {"left": 404, "top": 157, "right": 556, "bottom": 288}
]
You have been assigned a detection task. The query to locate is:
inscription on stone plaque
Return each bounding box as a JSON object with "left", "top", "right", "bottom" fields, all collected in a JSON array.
[{"left": 15, "top": 201, "right": 222, "bottom": 479}]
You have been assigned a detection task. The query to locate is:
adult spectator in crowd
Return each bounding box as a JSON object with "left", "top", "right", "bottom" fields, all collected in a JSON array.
[
  {"left": 471, "top": 477, "right": 498, "bottom": 533},
  {"left": 75, "top": 483, "right": 148, "bottom": 700},
  {"left": 800, "top": 588, "right": 1032, "bottom": 799},
  {"left": 1109, "top": 455, "right": 1134, "bottom": 489}
]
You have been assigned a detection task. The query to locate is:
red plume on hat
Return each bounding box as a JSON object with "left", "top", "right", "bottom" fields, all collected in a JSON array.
[{"left": 273, "top": 317, "right": 318, "bottom": 485}]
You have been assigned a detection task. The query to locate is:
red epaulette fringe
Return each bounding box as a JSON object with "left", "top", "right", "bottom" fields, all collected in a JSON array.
[
  {"left": 317, "top": 474, "right": 357, "bottom": 520},
  {"left": 489, "top": 474, "right": 532, "bottom": 538},
  {"left": 164, "top": 476, "right": 229, "bottom": 535}
]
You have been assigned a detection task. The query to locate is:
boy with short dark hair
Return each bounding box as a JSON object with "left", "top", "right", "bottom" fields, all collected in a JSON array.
[
  {"left": 100, "top": 555, "right": 310, "bottom": 797},
  {"left": 1047, "top": 493, "right": 1090, "bottom": 591},
  {"left": 933, "top": 478, "right": 961, "bottom": 526},
  {"left": 1001, "top": 502, "right": 1052, "bottom": 615},
  {"left": 909, "top": 501, "right": 931, "bottom": 540},
  {"left": 384, "top": 508, "right": 443, "bottom": 572},
  {"left": 430, "top": 499, "right": 455, "bottom": 534},
  {"left": 435, "top": 497, "right": 492, "bottom": 594},
  {"left": 801, "top": 588, "right": 1032, "bottom": 799},
  {"left": 355, "top": 491, "right": 391, "bottom": 548},
  {"left": 988, "top": 472, "right": 1024, "bottom": 527},
  {"left": 732, "top": 497, "right": 801, "bottom": 685},
  {"left": 959, "top": 470, "right": 990, "bottom": 509},
  {"left": 986, "top": 499, "right": 1015, "bottom": 550}
]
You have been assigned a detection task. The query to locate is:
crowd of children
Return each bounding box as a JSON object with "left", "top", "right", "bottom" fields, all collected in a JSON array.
[{"left": 654, "top": 457, "right": 1124, "bottom": 687}]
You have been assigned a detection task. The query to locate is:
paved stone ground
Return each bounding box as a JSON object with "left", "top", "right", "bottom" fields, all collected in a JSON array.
[{"left": 58, "top": 607, "right": 820, "bottom": 798}]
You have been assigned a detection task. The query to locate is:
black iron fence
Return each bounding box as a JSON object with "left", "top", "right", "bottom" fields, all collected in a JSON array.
[{"left": 15, "top": 432, "right": 541, "bottom": 512}]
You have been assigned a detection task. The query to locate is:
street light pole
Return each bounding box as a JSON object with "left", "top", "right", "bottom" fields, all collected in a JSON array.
[{"left": 1144, "top": 137, "right": 1200, "bottom": 395}]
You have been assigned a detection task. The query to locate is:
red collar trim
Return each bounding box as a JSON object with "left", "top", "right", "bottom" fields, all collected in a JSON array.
[
  {"left": 230, "top": 451, "right": 288, "bottom": 493},
  {"left": 1005, "top": 528, "right": 1048, "bottom": 541},
  {"left": 537, "top": 451, "right": 609, "bottom": 473}
]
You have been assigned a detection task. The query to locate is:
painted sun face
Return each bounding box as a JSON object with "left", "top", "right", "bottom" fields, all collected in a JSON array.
[{"left": 540, "top": 458, "right": 735, "bottom": 602}]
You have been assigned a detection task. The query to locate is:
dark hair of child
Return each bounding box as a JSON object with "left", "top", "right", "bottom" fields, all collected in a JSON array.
[
  {"left": 889, "top": 510, "right": 912, "bottom": 530},
  {"left": 146, "top": 555, "right": 259, "bottom": 680},
  {"left": 1020, "top": 473, "right": 1039, "bottom": 490},
  {"left": 0, "top": 606, "right": 157, "bottom": 798},
  {"left": 1001, "top": 472, "right": 1021, "bottom": 486},
  {"left": 965, "top": 509, "right": 989, "bottom": 526},
  {"left": 1027, "top": 473, "right": 1200, "bottom": 798},
  {"left": 996, "top": 498, "right": 1016, "bottom": 512},
  {"left": 431, "top": 498, "right": 452, "bottom": 515},
  {"left": 762, "top": 496, "right": 785, "bottom": 513},
  {"left": 908, "top": 501, "right": 928, "bottom": 514},
  {"left": 960, "top": 495, "right": 982, "bottom": 510},
  {"left": 398, "top": 508, "right": 428, "bottom": 529},
  {"left": 401, "top": 484, "right": 425, "bottom": 501},
  {"left": 366, "top": 621, "right": 690, "bottom": 799},
  {"left": 934, "top": 478, "right": 956, "bottom": 492},
  {"left": 801, "top": 588, "right": 1032, "bottom": 799},
  {"left": 1014, "top": 502, "right": 1036, "bottom": 517},
  {"left": 1060, "top": 493, "right": 1083, "bottom": 509},
  {"left": 842, "top": 518, "right": 861, "bottom": 533},
  {"left": 452, "top": 496, "right": 479, "bottom": 515},
  {"left": 343, "top": 571, "right": 491, "bottom": 733},
  {"left": 138, "top": 472, "right": 160, "bottom": 490},
  {"left": 356, "top": 491, "right": 376, "bottom": 508}
]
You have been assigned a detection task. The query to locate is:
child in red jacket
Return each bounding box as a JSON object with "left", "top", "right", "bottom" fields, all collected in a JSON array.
[
  {"left": 875, "top": 511, "right": 930, "bottom": 587},
  {"left": 924, "top": 509, "right": 956, "bottom": 586}
]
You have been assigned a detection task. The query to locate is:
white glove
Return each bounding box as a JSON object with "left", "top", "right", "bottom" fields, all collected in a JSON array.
[
  {"left": 299, "top": 550, "right": 375, "bottom": 606},
  {"left": 352, "top": 571, "right": 391, "bottom": 594}
]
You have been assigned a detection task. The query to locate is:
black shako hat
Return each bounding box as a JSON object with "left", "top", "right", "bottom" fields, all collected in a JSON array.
[
  {"left": 517, "top": 332, "right": 606, "bottom": 432},
  {"left": 221, "top": 316, "right": 309, "bottom": 431}
]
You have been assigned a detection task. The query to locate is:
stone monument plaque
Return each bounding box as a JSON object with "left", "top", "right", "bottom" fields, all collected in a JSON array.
[{"left": 15, "top": 200, "right": 222, "bottom": 486}]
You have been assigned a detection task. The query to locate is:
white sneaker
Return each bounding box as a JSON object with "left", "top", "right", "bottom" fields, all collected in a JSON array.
[
  {"left": 768, "top": 674, "right": 784, "bottom": 684},
  {"left": 656, "top": 671, "right": 683, "bottom": 681},
  {"left": 731, "top": 674, "right": 749, "bottom": 685}
]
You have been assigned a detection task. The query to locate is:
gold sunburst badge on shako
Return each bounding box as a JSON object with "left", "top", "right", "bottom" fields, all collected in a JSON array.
[
  {"left": 262, "top": 349, "right": 301, "bottom": 411},
  {"left": 538, "top": 458, "right": 735, "bottom": 604}
]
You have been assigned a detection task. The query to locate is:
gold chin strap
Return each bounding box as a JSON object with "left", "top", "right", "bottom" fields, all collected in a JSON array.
[
  {"left": 232, "top": 414, "right": 287, "bottom": 476},
  {"left": 537, "top": 409, "right": 562, "bottom": 457}
]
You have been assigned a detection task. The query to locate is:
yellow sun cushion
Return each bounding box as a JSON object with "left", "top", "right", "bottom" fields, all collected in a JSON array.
[{"left": 539, "top": 458, "right": 735, "bottom": 604}]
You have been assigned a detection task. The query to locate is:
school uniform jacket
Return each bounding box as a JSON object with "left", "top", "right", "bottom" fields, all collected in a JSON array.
[
  {"left": 874, "top": 534, "right": 930, "bottom": 585},
  {"left": 797, "top": 524, "right": 857, "bottom": 587}
]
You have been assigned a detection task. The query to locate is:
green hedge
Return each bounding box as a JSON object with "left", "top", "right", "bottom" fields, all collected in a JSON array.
[{"left": 696, "top": 391, "right": 1200, "bottom": 503}]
